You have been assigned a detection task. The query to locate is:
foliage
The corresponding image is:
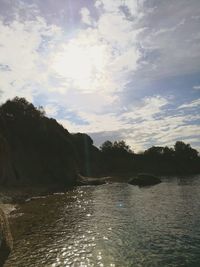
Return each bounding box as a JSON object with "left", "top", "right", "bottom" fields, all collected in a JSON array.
[
  {"left": 100, "top": 140, "right": 133, "bottom": 155},
  {"left": 0, "top": 97, "right": 45, "bottom": 119},
  {"left": 174, "top": 141, "right": 198, "bottom": 159}
]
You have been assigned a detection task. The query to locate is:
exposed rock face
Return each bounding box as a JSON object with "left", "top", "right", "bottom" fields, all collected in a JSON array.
[
  {"left": 129, "top": 173, "right": 161, "bottom": 186},
  {"left": 0, "top": 208, "right": 13, "bottom": 266}
]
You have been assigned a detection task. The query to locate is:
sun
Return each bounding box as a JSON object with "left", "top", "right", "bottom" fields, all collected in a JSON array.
[{"left": 52, "top": 42, "right": 107, "bottom": 91}]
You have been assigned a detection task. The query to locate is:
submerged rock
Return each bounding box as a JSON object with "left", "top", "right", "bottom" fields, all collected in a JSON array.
[
  {"left": 76, "top": 174, "right": 111, "bottom": 186},
  {"left": 0, "top": 208, "right": 13, "bottom": 266},
  {"left": 129, "top": 173, "right": 161, "bottom": 186}
]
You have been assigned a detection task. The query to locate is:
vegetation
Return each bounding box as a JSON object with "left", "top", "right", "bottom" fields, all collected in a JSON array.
[
  {"left": 0, "top": 97, "right": 99, "bottom": 186},
  {"left": 100, "top": 140, "right": 200, "bottom": 175},
  {"left": 0, "top": 97, "right": 199, "bottom": 188},
  {"left": 100, "top": 140, "right": 132, "bottom": 155}
]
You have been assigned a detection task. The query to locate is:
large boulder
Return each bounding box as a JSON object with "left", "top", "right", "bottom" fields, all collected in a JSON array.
[
  {"left": 129, "top": 173, "right": 161, "bottom": 186},
  {"left": 0, "top": 208, "right": 13, "bottom": 266}
]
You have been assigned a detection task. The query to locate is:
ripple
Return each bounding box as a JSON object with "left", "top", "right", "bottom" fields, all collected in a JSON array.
[{"left": 5, "top": 177, "right": 200, "bottom": 267}]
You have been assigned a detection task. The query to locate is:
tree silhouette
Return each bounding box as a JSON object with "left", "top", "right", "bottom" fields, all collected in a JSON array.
[
  {"left": 174, "top": 141, "right": 198, "bottom": 160},
  {"left": 100, "top": 140, "right": 133, "bottom": 155},
  {"left": 100, "top": 140, "right": 113, "bottom": 153},
  {"left": 0, "top": 97, "right": 45, "bottom": 119}
]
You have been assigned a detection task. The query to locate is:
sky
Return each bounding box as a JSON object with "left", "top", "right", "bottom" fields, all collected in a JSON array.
[{"left": 0, "top": 0, "right": 200, "bottom": 152}]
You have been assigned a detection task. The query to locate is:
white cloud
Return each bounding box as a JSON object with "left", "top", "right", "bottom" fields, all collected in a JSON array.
[
  {"left": 58, "top": 95, "right": 200, "bottom": 152},
  {"left": 121, "top": 96, "right": 168, "bottom": 121},
  {"left": 58, "top": 96, "right": 168, "bottom": 139},
  {"left": 0, "top": 0, "right": 142, "bottom": 115},
  {"left": 44, "top": 103, "right": 59, "bottom": 117},
  {"left": 178, "top": 99, "right": 200, "bottom": 109},
  {"left": 0, "top": 16, "right": 62, "bottom": 103},
  {"left": 95, "top": 0, "right": 143, "bottom": 18},
  {"left": 50, "top": 2, "right": 142, "bottom": 98},
  {"left": 80, "top": 7, "right": 93, "bottom": 26},
  {"left": 193, "top": 85, "right": 200, "bottom": 90}
]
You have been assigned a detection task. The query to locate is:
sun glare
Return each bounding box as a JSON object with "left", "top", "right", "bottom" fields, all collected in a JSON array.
[{"left": 52, "top": 43, "right": 107, "bottom": 91}]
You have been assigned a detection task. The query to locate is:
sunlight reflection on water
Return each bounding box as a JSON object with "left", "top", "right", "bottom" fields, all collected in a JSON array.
[{"left": 5, "top": 175, "right": 200, "bottom": 267}]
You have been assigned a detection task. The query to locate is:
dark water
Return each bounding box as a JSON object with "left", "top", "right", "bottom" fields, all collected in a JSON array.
[{"left": 6, "top": 176, "right": 200, "bottom": 267}]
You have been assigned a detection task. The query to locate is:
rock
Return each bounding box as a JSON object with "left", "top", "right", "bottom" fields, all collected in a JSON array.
[
  {"left": 76, "top": 174, "right": 111, "bottom": 186},
  {"left": 129, "top": 173, "right": 161, "bottom": 186},
  {"left": 0, "top": 208, "right": 13, "bottom": 266}
]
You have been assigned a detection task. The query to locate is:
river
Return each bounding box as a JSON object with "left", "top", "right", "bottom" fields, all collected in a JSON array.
[{"left": 5, "top": 175, "right": 200, "bottom": 267}]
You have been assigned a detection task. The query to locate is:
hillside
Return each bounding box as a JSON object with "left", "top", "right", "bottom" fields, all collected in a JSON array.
[{"left": 0, "top": 97, "right": 101, "bottom": 187}]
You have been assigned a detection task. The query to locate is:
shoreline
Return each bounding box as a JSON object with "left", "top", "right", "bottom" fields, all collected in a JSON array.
[{"left": 0, "top": 173, "right": 200, "bottom": 208}]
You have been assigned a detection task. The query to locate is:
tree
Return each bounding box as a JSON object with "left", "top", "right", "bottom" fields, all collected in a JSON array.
[
  {"left": 144, "top": 146, "right": 164, "bottom": 156},
  {"left": 113, "top": 140, "right": 132, "bottom": 154},
  {"left": 174, "top": 141, "right": 198, "bottom": 160},
  {"left": 0, "top": 97, "right": 45, "bottom": 118},
  {"left": 163, "top": 146, "right": 174, "bottom": 158},
  {"left": 100, "top": 140, "right": 133, "bottom": 155},
  {"left": 144, "top": 146, "right": 175, "bottom": 158},
  {"left": 100, "top": 140, "right": 113, "bottom": 153}
]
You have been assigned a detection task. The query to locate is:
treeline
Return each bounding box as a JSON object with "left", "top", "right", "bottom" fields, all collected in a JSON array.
[
  {"left": 0, "top": 97, "right": 199, "bottom": 188},
  {"left": 99, "top": 140, "right": 200, "bottom": 175}
]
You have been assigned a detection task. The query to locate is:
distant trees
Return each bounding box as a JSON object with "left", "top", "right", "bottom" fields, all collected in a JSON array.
[
  {"left": 100, "top": 140, "right": 133, "bottom": 155},
  {"left": 143, "top": 141, "right": 199, "bottom": 160},
  {"left": 174, "top": 141, "right": 198, "bottom": 160},
  {"left": 100, "top": 140, "right": 199, "bottom": 161},
  {"left": 144, "top": 146, "right": 174, "bottom": 160},
  {"left": 144, "top": 146, "right": 165, "bottom": 156},
  {"left": 99, "top": 140, "right": 134, "bottom": 173},
  {"left": 99, "top": 139, "right": 200, "bottom": 174}
]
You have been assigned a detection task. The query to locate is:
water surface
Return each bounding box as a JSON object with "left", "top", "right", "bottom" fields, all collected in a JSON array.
[{"left": 6, "top": 176, "right": 200, "bottom": 267}]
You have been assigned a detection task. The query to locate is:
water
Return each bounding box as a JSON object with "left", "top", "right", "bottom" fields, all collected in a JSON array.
[{"left": 5, "top": 176, "right": 200, "bottom": 267}]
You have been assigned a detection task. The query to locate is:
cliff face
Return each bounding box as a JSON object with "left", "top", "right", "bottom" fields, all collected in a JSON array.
[{"left": 0, "top": 98, "right": 101, "bottom": 187}]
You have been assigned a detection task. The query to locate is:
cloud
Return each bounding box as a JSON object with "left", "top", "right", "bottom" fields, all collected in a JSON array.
[
  {"left": 80, "top": 7, "right": 93, "bottom": 26},
  {"left": 50, "top": 2, "right": 142, "bottom": 96},
  {"left": 0, "top": 15, "right": 62, "bottom": 103},
  {"left": 58, "top": 95, "right": 200, "bottom": 152},
  {"left": 57, "top": 96, "right": 166, "bottom": 143},
  {"left": 95, "top": 0, "right": 143, "bottom": 18},
  {"left": 44, "top": 103, "right": 59, "bottom": 117},
  {"left": 178, "top": 99, "right": 200, "bottom": 109},
  {"left": 193, "top": 85, "right": 200, "bottom": 90},
  {"left": 137, "top": 0, "right": 200, "bottom": 80}
]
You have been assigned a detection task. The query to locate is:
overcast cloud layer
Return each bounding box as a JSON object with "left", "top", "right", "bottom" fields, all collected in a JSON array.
[{"left": 0, "top": 0, "right": 200, "bottom": 151}]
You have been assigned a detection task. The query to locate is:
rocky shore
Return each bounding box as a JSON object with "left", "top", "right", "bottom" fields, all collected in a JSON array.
[{"left": 0, "top": 207, "right": 13, "bottom": 266}]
